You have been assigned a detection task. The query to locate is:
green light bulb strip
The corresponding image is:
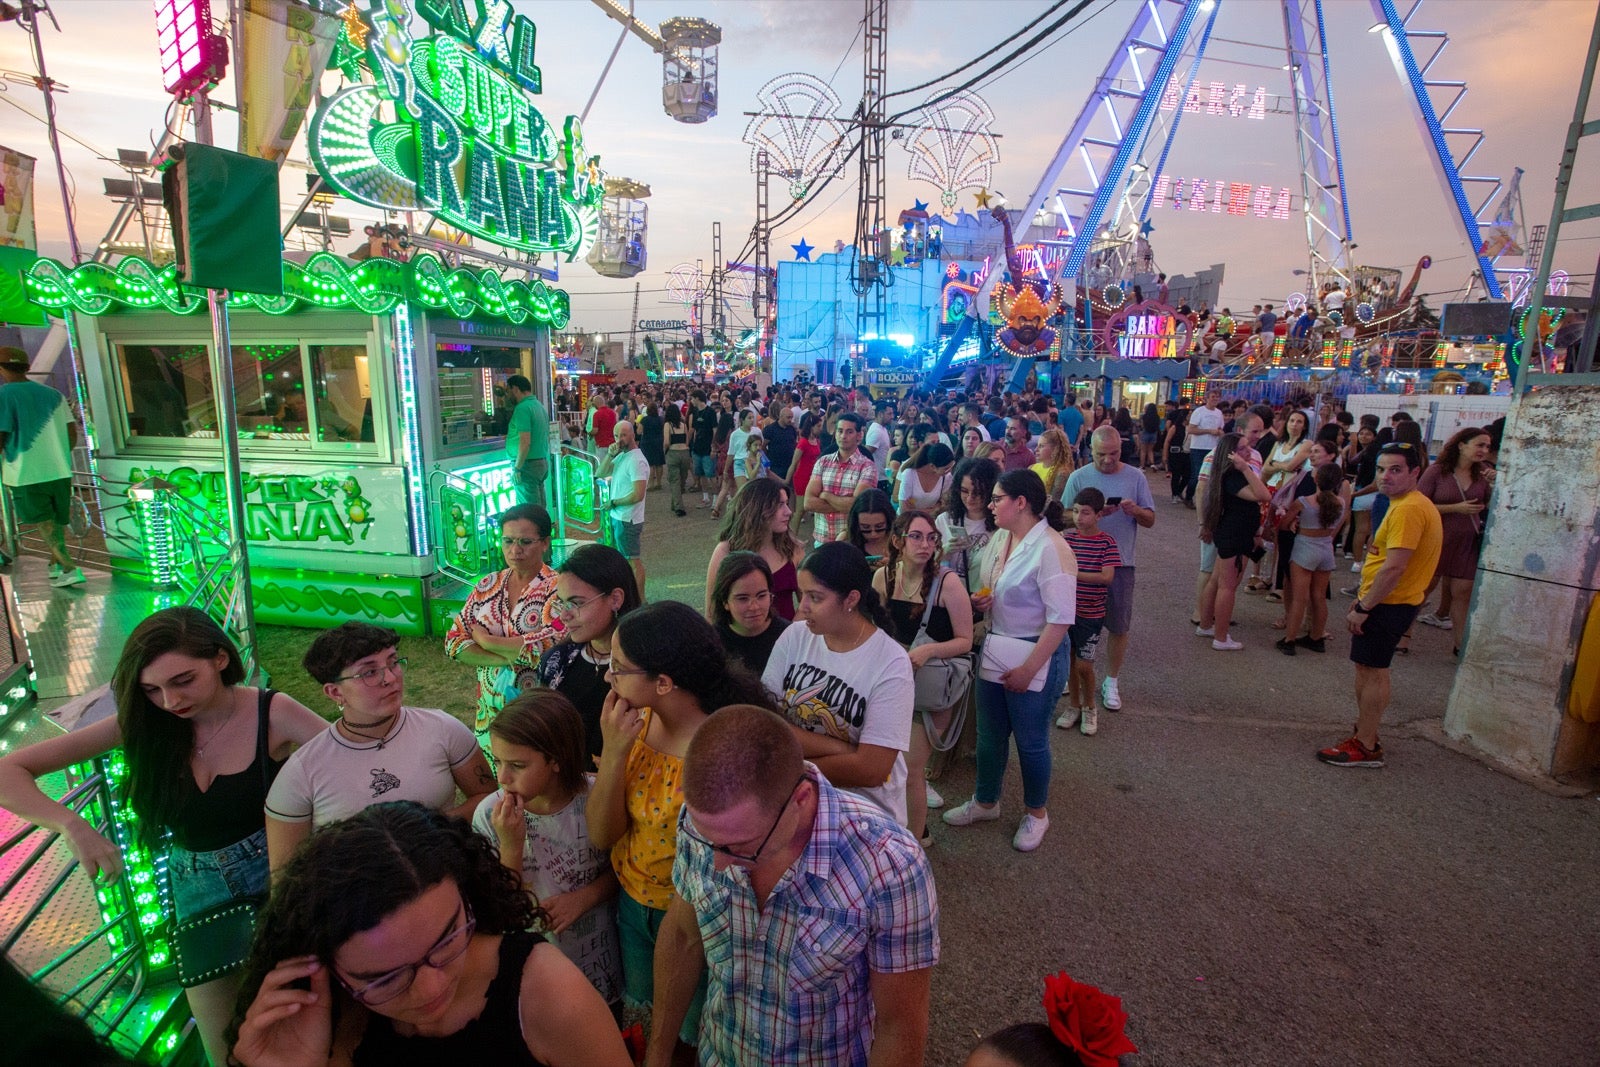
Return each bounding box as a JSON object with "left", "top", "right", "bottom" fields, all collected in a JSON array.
[{"left": 23, "top": 253, "right": 570, "bottom": 329}]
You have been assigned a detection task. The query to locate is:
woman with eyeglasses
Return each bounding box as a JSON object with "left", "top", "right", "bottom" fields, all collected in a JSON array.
[
  {"left": 266, "top": 623, "right": 496, "bottom": 873},
  {"left": 935, "top": 457, "right": 1001, "bottom": 591},
  {"left": 230, "top": 802, "right": 632, "bottom": 1067},
  {"left": 535, "top": 544, "right": 642, "bottom": 768},
  {"left": 763, "top": 541, "right": 916, "bottom": 826},
  {"left": 0, "top": 607, "right": 326, "bottom": 1066},
  {"left": 838, "top": 488, "right": 896, "bottom": 566},
  {"left": 873, "top": 510, "right": 974, "bottom": 845},
  {"left": 444, "top": 504, "right": 564, "bottom": 749},
  {"left": 587, "top": 601, "right": 773, "bottom": 1055},
  {"left": 704, "top": 478, "right": 805, "bottom": 623},
  {"left": 709, "top": 552, "right": 790, "bottom": 675}
]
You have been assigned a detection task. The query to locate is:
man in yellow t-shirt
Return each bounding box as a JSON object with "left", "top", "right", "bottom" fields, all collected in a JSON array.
[{"left": 1318, "top": 441, "right": 1442, "bottom": 768}]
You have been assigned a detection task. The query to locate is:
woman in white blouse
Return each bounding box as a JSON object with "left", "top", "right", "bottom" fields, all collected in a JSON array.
[{"left": 942, "top": 469, "right": 1076, "bottom": 853}]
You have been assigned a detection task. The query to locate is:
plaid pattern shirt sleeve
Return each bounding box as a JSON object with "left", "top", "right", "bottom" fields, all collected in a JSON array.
[{"left": 674, "top": 768, "right": 939, "bottom": 1067}]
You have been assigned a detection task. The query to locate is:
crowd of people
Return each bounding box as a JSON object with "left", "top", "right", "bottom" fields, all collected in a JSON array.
[{"left": 0, "top": 368, "right": 1498, "bottom": 1066}]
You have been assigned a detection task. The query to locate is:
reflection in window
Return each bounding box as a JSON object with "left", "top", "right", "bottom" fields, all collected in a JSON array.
[
  {"left": 311, "top": 344, "right": 374, "bottom": 443},
  {"left": 233, "top": 344, "right": 309, "bottom": 436},
  {"left": 436, "top": 343, "right": 526, "bottom": 449},
  {"left": 119, "top": 343, "right": 212, "bottom": 438}
]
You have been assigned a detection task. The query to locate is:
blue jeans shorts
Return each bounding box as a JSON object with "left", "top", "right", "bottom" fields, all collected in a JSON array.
[
  {"left": 610, "top": 517, "right": 643, "bottom": 559},
  {"left": 617, "top": 891, "right": 706, "bottom": 1043},
  {"left": 692, "top": 453, "right": 715, "bottom": 479},
  {"left": 168, "top": 827, "right": 270, "bottom": 922}
]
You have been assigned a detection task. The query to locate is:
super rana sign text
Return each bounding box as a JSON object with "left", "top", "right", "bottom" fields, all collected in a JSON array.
[{"left": 129, "top": 467, "right": 378, "bottom": 545}]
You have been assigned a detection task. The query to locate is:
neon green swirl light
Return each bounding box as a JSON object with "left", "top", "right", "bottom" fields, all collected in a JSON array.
[{"left": 23, "top": 252, "right": 571, "bottom": 329}]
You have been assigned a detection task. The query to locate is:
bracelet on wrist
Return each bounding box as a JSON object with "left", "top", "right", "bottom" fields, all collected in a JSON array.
[{"left": 1352, "top": 603, "right": 1370, "bottom": 614}]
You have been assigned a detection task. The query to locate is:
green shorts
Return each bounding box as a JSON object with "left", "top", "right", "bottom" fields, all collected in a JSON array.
[
  {"left": 617, "top": 891, "right": 706, "bottom": 1044},
  {"left": 10, "top": 478, "right": 70, "bottom": 526}
]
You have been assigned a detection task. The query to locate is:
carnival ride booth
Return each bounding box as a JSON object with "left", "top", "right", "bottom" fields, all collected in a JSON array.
[
  {"left": 660, "top": 17, "right": 720, "bottom": 124},
  {"left": 28, "top": 253, "right": 575, "bottom": 637},
  {"left": 586, "top": 178, "right": 651, "bottom": 279}
]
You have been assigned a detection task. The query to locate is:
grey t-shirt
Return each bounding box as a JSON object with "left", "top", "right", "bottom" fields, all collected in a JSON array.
[{"left": 1062, "top": 464, "right": 1155, "bottom": 568}]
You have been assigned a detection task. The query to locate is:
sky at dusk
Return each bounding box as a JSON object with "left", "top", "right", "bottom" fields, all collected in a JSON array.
[{"left": 3, "top": 0, "right": 1597, "bottom": 339}]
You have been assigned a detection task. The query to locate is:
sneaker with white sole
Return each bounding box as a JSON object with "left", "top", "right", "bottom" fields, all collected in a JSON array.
[
  {"left": 1418, "top": 613, "right": 1453, "bottom": 630},
  {"left": 1100, "top": 677, "right": 1122, "bottom": 711},
  {"left": 1012, "top": 812, "right": 1049, "bottom": 852},
  {"left": 1350, "top": 561, "right": 1362, "bottom": 572},
  {"left": 1212, "top": 637, "right": 1244, "bottom": 651},
  {"left": 1195, "top": 625, "right": 1215, "bottom": 637},
  {"left": 942, "top": 799, "right": 1001, "bottom": 826},
  {"left": 1055, "top": 707, "right": 1081, "bottom": 730},
  {"left": 925, "top": 781, "right": 945, "bottom": 809},
  {"left": 50, "top": 568, "right": 87, "bottom": 589},
  {"left": 1079, "top": 706, "right": 1099, "bottom": 736}
]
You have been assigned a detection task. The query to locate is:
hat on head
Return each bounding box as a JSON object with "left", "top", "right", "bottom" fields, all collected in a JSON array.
[{"left": 0, "top": 346, "right": 29, "bottom": 373}]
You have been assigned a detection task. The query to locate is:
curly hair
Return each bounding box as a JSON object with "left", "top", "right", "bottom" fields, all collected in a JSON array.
[
  {"left": 719, "top": 477, "right": 800, "bottom": 561},
  {"left": 615, "top": 601, "right": 775, "bottom": 712},
  {"left": 113, "top": 607, "right": 245, "bottom": 850},
  {"left": 1433, "top": 425, "right": 1490, "bottom": 481},
  {"left": 945, "top": 457, "right": 1000, "bottom": 531},
  {"left": 228, "top": 802, "right": 539, "bottom": 1050}
]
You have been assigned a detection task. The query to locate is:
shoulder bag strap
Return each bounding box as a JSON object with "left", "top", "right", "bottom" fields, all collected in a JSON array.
[
  {"left": 256, "top": 688, "right": 275, "bottom": 794},
  {"left": 916, "top": 569, "right": 947, "bottom": 641}
]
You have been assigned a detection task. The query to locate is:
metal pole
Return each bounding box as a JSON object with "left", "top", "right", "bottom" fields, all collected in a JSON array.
[
  {"left": 21, "top": 0, "right": 82, "bottom": 263},
  {"left": 191, "top": 92, "right": 257, "bottom": 648}
]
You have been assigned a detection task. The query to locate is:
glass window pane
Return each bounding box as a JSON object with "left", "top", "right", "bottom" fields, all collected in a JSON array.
[
  {"left": 232, "top": 343, "right": 308, "bottom": 437},
  {"left": 309, "top": 344, "right": 374, "bottom": 443},
  {"left": 119, "top": 342, "right": 213, "bottom": 439},
  {"left": 435, "top": 343, "right": 527, "bottom": 450}
]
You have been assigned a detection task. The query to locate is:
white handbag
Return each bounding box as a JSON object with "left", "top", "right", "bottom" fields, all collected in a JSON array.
[{"left": 978, "top": 633, "right": 1048, "bottom": 692}]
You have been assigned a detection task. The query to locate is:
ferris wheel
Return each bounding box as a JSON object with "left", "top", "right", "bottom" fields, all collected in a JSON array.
[{"left": 937, "top": 0, "right": 1515, "bottom": 389}]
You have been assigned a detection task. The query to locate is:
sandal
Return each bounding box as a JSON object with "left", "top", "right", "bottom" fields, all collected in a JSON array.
[
  {"left": 1245, "top": 578, "right": 1269, "bottom": 593},
  {"left": 1264, "top": 590, "right": 1283, "bottom": 603},
  {"left": 1395, "top": 632, "right": 1412, "bottom": 656},
  {"left": 1270, "top": 618, "right": 1287, "bottom": 630}
]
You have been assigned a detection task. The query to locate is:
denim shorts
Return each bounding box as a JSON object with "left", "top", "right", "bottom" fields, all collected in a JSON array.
[
  {"left": 692, "top": 453, "right": 715, "bottom": 479},
  {"left": 617, "top": 891, "right": 706, "bottom": 1043},
  {"left": 610, "top": 517, "right": 644, "bottom": 559},
  {"left": 168, "top": 827, "right": 270, "bottom": 922}
]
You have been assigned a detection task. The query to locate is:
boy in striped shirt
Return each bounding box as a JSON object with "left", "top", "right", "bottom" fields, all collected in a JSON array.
[{"left": 1058, "top": 487, "right": 1122, "bottom": 735}]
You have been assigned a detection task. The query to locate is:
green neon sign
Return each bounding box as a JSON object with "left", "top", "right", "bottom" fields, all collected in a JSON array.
[{"left": 311, "top": 0, "right": 602, "bottom": 259}]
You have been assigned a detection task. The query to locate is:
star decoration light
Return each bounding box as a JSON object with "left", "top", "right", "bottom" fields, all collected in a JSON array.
[
  {"left": 791, "top": 238, "right": 814, "bottom": 261},
  {"left": 974, "top": 189, "right": 993, "bottom": 208},
  {"left": 912, "top": 199, "right": 928, "bottom": 213},
  {"left": 1139, "top": 219, "right": 1155, "bottom": 237},
  {"left": 341, "top": 1, "right": 369, "bottom": 48}
]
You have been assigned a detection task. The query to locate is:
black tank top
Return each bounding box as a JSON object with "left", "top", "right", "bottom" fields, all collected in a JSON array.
[
  {"left": 352, "top": 933, "right": 549, "bottom": 1067},
  {"left": 667, "top": 423, "right": 687, "bottom": 446},
  {"left": 888, "top": 594, "right": 955, "bottom": 646},
  {"left": 168, "top": 689, "right": 285, "bottom": 852}
]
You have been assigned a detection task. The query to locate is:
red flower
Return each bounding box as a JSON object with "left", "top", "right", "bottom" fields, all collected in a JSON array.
[{"left": 1042, "top": 971, "right": 1139, "bottom": 1067}]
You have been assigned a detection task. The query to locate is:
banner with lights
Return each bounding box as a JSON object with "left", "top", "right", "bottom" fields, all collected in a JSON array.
[
  {"left": 310, "top": 0, "right": 604, "bottom": 259},
  {"left": 1159, "top": 82, "right": 1267, "bottom": 120},
  {"left": 1150, "top": 176, "right": 1292, "bottom": 219}
]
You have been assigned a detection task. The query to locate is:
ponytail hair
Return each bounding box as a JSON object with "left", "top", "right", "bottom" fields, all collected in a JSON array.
[
  {"left": 800, "top": 541, "right": 894, "bottom": 631},
  {"left": 1313, "top": 462, "right": 1344, "bottom": 528}
]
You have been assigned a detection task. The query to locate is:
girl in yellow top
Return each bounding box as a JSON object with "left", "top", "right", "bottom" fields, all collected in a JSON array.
[
  {"left": 1029, "top": 426, "right": 1074, "bottom": 503},
  {"left": 586, "top": 601, "right": 776, "bottom": 1048}
]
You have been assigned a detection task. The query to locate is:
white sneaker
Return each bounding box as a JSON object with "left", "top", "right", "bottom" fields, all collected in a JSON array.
[
  {"left": 942, "top": 799, "right": 1001, "bottom": 826},
  {"left": 49, "top": 568, "right": 86, "bottom": 589},
  {"left": 925, "top": 781, "right": 945, "bottom": 809},
  {"left": 1055, "top": 706, "right": 1080, "bottom": 729},
  {"left": 1195, "top": 625, "right": 1215, "bottom": 637},
  {"left": 1418, "top": 613, "right": 1453, "bottom": 630},
  {"left": 1100, "top": 677, "right": 1122, "bottom": 711},
  {"left": 1350, "top": 561, "right": 1362, "bottom": 572},
  {"left": 1212, "top": 637, "right": 1244, "bottom": 651},
  {"left": 1012, "top": 812, "right": 1049, "bottom": 852},
  {"left": 1080, "top": 706, "right": 1099, "bottom": 736}
]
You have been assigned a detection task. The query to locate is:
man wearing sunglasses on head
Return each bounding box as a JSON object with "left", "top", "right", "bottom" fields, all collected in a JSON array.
[
  {"left": 646, "top": 704, "right": 938, "bottom": 1067},
  {"left": 1318, "top": 442, "right": 1441, "bottom": 769}
]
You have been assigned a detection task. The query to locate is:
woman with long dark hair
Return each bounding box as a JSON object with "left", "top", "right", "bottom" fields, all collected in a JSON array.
[
  {"left": 640, "top": 401, "right": 665, "bottom": 491},
  {"left": 1197, "top": 433, "right": 1273, "bottom": 651},
  {"left": 709, "top": 551, "right": 790, "bottom": 674},
  {"left": 703, "top": 477, "right": 804, "bottom": 621},
  {"left": 663, "top": 402, "right": 691, "bottom": 517},
  {"left": 537, "top": 543, "right": 642, "bottom": 765},
  {"left": 1278, "top": 460, "right": 1349, "bottom": 655},
  {"left": 792, "top": 412, "right": 824, "bottom": 498},
  {"left": 230, "top": 803, "right": 630, "bottom": 1066},
  {"left": 895, "top": 441, "right": 956, "bottom": 512},
  {"left": 0, "top": 607, "right": 326, "bottom": 1066},
  {"left": 587, "top": 602, "right": 772, "bottom": 1054},
  {"left": 762, "top": 541, "right": 916, "bottom": 825},
  {"left": 936, "top": 457, "right": 1001, "bottom": 590},
  {"left": 942, "top": 471, "right": 1074, "bottom": 853},
  {"left": 1416, "top": 425, "right": 1493, "bottom": 645},
  {"left": 840, "top": 488, "right": 896, "bottom": 564}
]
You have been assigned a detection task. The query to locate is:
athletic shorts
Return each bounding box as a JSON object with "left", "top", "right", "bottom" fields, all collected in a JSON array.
[
  {"left": 10, "top": 478, "right": 70, "bottom": 526},
  {"left": 1068, "top": 618, "right": 1104, "bottom": 661},
  {"left": 692, "top": 453, "right": 714, "bottom": 479},
  {"left": 1350, "top": 602, "right": 1420, "bottom": 669},
  {"left": 1104, "top": 567, "right": 1135, "bottom": 636},
  {"left": 609, "top": 517, "right": 643, "bottom": 559},
  {"left": 1291, "top": 534, "right": 1336, "bottom": 572}
]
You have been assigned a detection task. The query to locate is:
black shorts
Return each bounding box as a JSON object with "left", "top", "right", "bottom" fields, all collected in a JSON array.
[
  {"left": 1350, "top": 603, "right": 1421, "bottom": 669},
  {"left": 10, "top": 478, "right": 70, "bottom": 526}
]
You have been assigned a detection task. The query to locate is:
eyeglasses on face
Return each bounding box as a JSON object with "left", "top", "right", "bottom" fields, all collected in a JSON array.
[
  {"left": 552, "top": 594, "right": 603, "bottom": 617},
  {"left": 682, "top": 776, "right": 805, "bottom": 865},
  {"left": 728, "top": 590, "right": 772, "bottom": 606},
  {"left": 501, "top": 536, "right": 544, "bottom": 547},
  {"left": 337, "top": 903, "right": 476, "bottom": 1005},
  {"left": 336, "top": 657, "right": 407, "bottom": 687},
  {"left": 902, "top": 530, "right": 940, "bottom": 544}
]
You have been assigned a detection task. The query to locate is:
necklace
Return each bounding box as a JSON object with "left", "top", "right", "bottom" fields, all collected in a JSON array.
[
  {"left": 339, "top": 712, "right": 397, "bottom": 745},
  {"left": 194, "top": 696, "right": 242, "bottom": 757}
]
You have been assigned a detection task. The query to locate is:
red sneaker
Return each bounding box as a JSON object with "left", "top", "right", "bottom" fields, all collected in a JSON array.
[{"left": 1317, "top": 735, "right": 1385, "bottom": 768}]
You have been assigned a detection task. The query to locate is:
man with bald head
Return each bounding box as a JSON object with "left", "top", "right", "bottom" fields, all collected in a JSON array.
[
  {"left": 647, "top": 704, "right": 939, "bottom": 1067},
  {"left": 604, "top": 418, "right": 649, "bottom": 597},
  {"left": 1062, "top": 425, "right": 1156, "bottom": 712}
]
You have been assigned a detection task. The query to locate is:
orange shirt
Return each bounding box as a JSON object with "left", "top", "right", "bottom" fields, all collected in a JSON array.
[{"left": 1359, "top": 489, "right": 1442, "bottom": 606}]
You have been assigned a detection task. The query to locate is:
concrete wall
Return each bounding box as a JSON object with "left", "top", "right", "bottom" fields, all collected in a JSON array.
[{"left": 1445, "top": 385, "right": 1600, "bottom": 778}]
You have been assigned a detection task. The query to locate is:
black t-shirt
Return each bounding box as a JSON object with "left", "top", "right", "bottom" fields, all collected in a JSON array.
[
  {"left": 717, "top": 618, "right": 789, "bottom": 675},
  {"left": 535, "top": 644, "right": 610, "bottom": 765},
  {"left": 1257, "top": 432, "right": 1278, "bottom": 459},
  {"left": 690, "top": 406, "right": 718, "bottom": 454},
  {"left": 1214, "top": 469, "right": 1262, "bottom": 558},
  {"left": 765, "top": 424, "right": 798, "bottom": 479},
  {"left": 1353, "top": 447, "right": 1378, "bottom": 489},
  {"left": 1140, "top": 410, "right": 1160, "bottom": 433}
]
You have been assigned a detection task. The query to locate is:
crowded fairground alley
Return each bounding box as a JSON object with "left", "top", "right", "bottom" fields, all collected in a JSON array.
[{"left": 0, "top": 0, "right": 1597, "bottom": 1065}]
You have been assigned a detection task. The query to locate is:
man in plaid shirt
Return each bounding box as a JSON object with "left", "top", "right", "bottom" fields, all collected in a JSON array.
[
  {"left": 646, "top": 705, "right": 939, "bottom": 1067},
  {"left": 803, "top": 411, "right": 877, "bottom": 547}
]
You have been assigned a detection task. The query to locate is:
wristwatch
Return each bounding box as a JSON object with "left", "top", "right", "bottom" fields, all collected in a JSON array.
[{"left": 1351, "top": 603, "right": 1371, "bottom": 614}]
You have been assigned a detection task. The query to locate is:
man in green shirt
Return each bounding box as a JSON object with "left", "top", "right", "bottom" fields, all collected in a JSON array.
[{"left": 504, "top": 375, "right": 549, "bottom": 506}]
